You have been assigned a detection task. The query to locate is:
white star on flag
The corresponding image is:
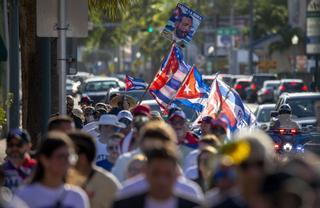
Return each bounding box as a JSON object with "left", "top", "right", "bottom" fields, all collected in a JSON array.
[{"left": 184, "top": 84, "right": 191, "bottom": 94}]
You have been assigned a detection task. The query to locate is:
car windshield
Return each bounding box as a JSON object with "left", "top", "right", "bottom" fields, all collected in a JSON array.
[
  {"left": 282, "top": 82, "right": 303, "bottom": 92},
  {"left": 85, "top": 81, "right": 119, "bottom": 92},
  {"left": 287, "top": 97, "right": 320, "bottom": 118},
  {"left": 265, "top": 82, "right": 279, "bottom": 89},
  {"left": 256, "top": 107, "right": 274, "bottom": 123}
]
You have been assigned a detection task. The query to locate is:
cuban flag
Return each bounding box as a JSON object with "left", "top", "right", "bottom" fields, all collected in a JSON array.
[
  {"left": 174, "top": 66, "right": 210, "bottom": 112},
  {"left": 149, "top": 44, "right": 191, "bottom": 110},
  {"left": 197, "top": 78, "right": 256, "bottom": 133},
  {"left": 125, "top": 75, "right": 148, "bottom": 91}
]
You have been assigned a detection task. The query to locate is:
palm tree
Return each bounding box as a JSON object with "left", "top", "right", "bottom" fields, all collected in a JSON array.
[{"left": 19, "top": 0, "right": 135, "bottom": 146}]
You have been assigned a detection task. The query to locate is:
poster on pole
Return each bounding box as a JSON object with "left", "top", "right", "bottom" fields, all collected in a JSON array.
[
  {"left": 161, "top": 3, "right": 203, "bottom": 47},
  {"left": 306, "top": 0, "right": 320, "bottom": 54}
]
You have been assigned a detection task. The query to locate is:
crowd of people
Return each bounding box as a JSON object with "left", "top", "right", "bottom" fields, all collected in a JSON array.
[{"left": 0, "top": 95, "right": 320, "bottom": 208}]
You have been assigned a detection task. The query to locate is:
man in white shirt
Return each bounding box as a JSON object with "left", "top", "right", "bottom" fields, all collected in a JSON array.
[{"left": 95, "top": 115, "right": 125, "bottom": 162}]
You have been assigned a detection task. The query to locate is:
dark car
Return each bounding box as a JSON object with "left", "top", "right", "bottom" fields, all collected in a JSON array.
[
  {"left": 246, "top": 74, "right": 277, "bottom": 103},
  {"left": 233, "top": 78, "right": 251, "bottom": 100},
  {"left": 105, "top": 89, "right": 154, "bottom": 104},
  {"left": 257, "top": 80, "right": 280, "bottom": 104},
  {"left": 275, "top": 92, "right": 320, "bottom": 128},
  {"left": 274, "top": 79, "right": 308, "bottom": 101}
]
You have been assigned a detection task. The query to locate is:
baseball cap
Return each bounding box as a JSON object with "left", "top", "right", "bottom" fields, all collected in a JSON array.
[
  {"left": 117, "top": 110, "right": 133, "bottom": 122},
  {"left": 168, "top": 110, "right": 186, "bottom": 121},
  {"left": 211, "top": 118, "right": 227, "bottom": 130},
  {"left": 98, "top": 115, "right": 125, "bottom": 128},
  {"left": 7, "top": 129, "right": 31, "bottom": 144},
  {"left": 131, "top": 105, "right": 151, "bottom": 117},
  {"left": 79, "top": 96, "right": 93, "bottom": 105}
]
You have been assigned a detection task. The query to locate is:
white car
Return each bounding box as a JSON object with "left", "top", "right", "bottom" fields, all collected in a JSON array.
[
  {"left": 254, "top": 104, "right": 276, "bottom": 129},
  {"left": 81, "top": 77, "right": 122, "bottom": 104}
]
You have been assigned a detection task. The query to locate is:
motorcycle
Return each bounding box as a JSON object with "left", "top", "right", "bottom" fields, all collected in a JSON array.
[{"left": 267, "top": 128, "right": 308, "bottom": 156}]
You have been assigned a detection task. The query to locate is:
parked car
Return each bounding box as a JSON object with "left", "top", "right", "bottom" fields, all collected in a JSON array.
[
  {"left": 275, "top": 92, "right": 320, "bottom": 128},
  {"left": 254, "top": 104, "right": 276, "bottom": 129},
  {"left": 80, "top": 77, "right": 122, "bottom": 104},
  {"left": 257, "top": 80, "right": 280, "bottom": 104},
  {"left": 274, "top": 79, "right": 308, "bottom": 101},
  {"left": 233, "top": 78, "right": 251, "bottom": 100},
  {"left": 246, "top": 74, "right": 277, "bottom": 103}
]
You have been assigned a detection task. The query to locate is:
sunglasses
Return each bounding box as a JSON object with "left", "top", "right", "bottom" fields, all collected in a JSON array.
[
  {"left": 107, "top": 145, "right": 119, "bottom": 151},
  {"left": 240, "top": 160, "right": 265, "bottom": 171},
  {"left": 7, "top": 142, "right": 24, "bottom": 148}
]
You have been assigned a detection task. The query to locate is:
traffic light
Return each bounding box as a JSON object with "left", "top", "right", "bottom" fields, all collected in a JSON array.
[{"left": 148, "top": 26, "right": 153, "bottom": 33}]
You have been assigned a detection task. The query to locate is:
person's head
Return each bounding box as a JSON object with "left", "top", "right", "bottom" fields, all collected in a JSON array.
[
  {"left": 167, "top": 110, "right": 188, "bottom": 142},
  {"left": 144, "top": 145, "right": 178, "bottom": 200},
  {"left": 95, "top": 103, "right": 108, "bottom": 111},
  {"left": 84, "top": 106, "right": 95, "bottom": 123},
  {"left": 197, "top": 147, "right": 217, "bottom": 182},
  {"left": 79, "top": 96, "right": 93, "bottom": 110},
  {"left": 106, "top": 133, "right": 124, "bottom": 162},
  {"left": 233, "top": 129, "right": 275, "bottom": 196},
  {"left": 212, "top": 157, "right": 237, "bottom": 192},
  {"left": 175, "top": 14, "right": 193, "bottom": 39},
  {"left": 199, "top": 134, "right": 221, "bottom": 150},
  {"left": 150, "top": 111, "right": 162, "bottom": 121},
  {"left": 6, "top": 129, "right": 32, "bottom": 162},
  {"left": 94, "top": 108, "right": 108, "bottom": 120},
  {"left": 72, "top": 108, "right": 84, "bottom": 122},
  {"left": 32, "top": 131, "right": 76, "bottom": 183},
  {"left": 98, "top": 114, "right": 125, "bottom": 144},
  {"left": 126, "top": 154, "right": 147, "bottom": 179},
  {"left": 68, "top": 131, "right": 96, "bottom": 167},
  {"left": 66, "top": 95, "right": 74, "bottom": 115},
  {"left": 209, "top": 119, "right": 227, "bottom": 142},
  {"left": 199, "top": 116, "right": 213, "bottom": 136},
  {"left": 279, "top": 104, "right": 292, "bottom": 115},
  {"left": 48, "top": 116, "right": 75, "bottom": 133},
  {"left": 139, "top": 120, "right": 177, "bottom": 153},
  {"left": 117, "top": 110, "right": 133, "bottom": 136}
]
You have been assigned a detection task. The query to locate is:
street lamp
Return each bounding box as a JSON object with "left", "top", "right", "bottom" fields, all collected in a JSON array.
[
  {"left": 114, "top": 57, "right": 119, "bottom": 63},
  {"left": 291, "top": 35, "right": 299, "bottom": 45},
  {"left": 207, "top": 46, "right": 215, "bottom": 56},
  {"left": 291, "top": 35, "right": 299, "bottom": 75},
  {"left": 136, "top": 52, "right": 141, "bottom": 59}
]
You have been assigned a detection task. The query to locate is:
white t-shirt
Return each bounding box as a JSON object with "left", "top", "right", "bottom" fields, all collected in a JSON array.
[
  {"left": 117, "top": 174, "right": 204, "bottom": 202},
  {"left": 83, "top": 123, "right": 108, "bottom": 163},
  {"left": 16, "top": 183, "right": 89, "bottom": 208},
  {"left": 145, "top": 196, "right": 177, "bottom": 208},
  {"left": 184, "top": 149, "right": 199, "bottom": 171},
  {"left": 185, "top": 166, "right": 198, "bottom": 180}
]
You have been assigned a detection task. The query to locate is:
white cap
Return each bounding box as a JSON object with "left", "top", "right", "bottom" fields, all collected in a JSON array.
[
  {"left": 117, "top": 110, "right": 133, "bottom": 121},
  {"left": 98, "top": 114, "right": 126, "bottom": 128}
]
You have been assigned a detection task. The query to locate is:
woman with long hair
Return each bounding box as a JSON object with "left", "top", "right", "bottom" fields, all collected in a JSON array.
[{"left": 16, "top": 131, "right": 89, "bottom": 208}]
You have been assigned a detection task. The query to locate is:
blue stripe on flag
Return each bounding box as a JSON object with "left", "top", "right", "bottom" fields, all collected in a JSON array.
[
  {"left": 166, "top": 78, "right": 181, "bottom": 91},
  {"left": 150, "top": 90, "right": 171, "bottom": 104}
]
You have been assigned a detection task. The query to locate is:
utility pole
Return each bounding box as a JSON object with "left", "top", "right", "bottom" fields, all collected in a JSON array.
[
  {"left": 248, "top": 0, "right": 254, "bottom": 74},
  {"left": 57, "top": 0, "right": 67, "bottom": 115}
]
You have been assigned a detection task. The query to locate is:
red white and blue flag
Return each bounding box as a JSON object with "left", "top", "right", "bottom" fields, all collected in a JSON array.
[
  {"left": 174, "top": 66, "right": 210, "bottom": 112},
  {"left": 149, "top": 44, "right": 191, "bottom": 110},
  {"left": 125, "top": 75, "right": 148, "bottom": 91},
  {"left": 196, "top": 78, "right": 256, "bottom": 133}
]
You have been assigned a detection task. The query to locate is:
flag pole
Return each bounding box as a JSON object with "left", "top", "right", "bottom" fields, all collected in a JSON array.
[
  {"left": 165, "top": 65, "right": 195, "bottom": 111},
  {"left": 137, "top": 42, "right": 176, "bottom": 104}
]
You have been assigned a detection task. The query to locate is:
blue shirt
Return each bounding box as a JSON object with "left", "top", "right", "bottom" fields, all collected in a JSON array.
[{"left": 96, "top": 159, "right": 114, "bottom": 172}]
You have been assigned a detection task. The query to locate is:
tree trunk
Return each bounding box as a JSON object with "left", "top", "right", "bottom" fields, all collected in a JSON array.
[{"left": 20, "top": 0, "right": 43, "bottom": 147}]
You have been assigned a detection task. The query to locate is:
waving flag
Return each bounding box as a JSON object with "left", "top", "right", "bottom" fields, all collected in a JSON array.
[
  {"left": 196, "top": 78, "right": 255, "bottom": 133},
  {"left": 125, "top": 75, "right": 148, "bottom": 91},
  {"left": 174, "top": 67, "right": 210, "bottom": 112},
  {"left": 149, "top": 44, "right": 191, "bottom": 110}
]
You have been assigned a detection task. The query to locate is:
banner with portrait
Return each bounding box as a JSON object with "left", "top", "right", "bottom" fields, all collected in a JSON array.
[{"left": 161, "top": 3, "right": 203, "bottom": 47}]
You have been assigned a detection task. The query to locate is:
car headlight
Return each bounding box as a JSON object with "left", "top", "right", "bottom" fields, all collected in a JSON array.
[{"left": 283, "top": 143, "right": 293, "bottom": 152}]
